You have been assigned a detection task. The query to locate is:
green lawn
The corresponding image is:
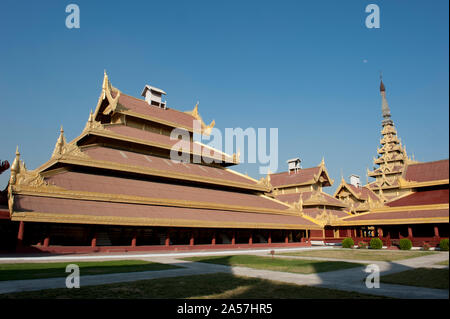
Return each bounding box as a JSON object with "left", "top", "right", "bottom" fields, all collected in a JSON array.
[
  {"left": 0, "top": 260, "right": 180, "bottom": 281},
  {"left": 0, "top": 273, "right": 384, "bottom": 299},
  {"left": 183, "top": 255, "right": 363, "bottom": 274},
  {"left": 436, "top": 260, "right": 449, "bottom": 266},
  {"left": 381, "top": 268, "right": 449, "bottom": 290},
  {"left": 279, "top": 249, "right": 436, "bottom": 262}
]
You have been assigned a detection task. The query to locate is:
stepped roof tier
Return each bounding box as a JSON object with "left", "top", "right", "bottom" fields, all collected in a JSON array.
[
  {"left": 334, "top": 159, "right": 449, "bottom": 227},
  {"left": 268, "top": 159, "right": 347, "bottom": 226},
  {"left": 366, "top": 79, "right": 417, "bottom": 196},
  {"left": 333, "top": 178, "right": 383, "bottom": 213},
  {"left": 7, "top": 73, "right": 320, "bottom": 231},
  {"left": 269, "top": 159, "right": 333, "bottom": 189}
]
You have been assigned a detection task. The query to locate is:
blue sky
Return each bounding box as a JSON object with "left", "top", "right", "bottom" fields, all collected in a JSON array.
[{"left": 0, "top": 0, "right": 448, "bottom": 194}]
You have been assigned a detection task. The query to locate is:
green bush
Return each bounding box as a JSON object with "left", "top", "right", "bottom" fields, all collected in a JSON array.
[
  {"left": 342, "top": 237, "right": 354, "bottom": 248},
  {"left": 422, "top": 242, "right": 430, "bottom": 251},
  {"left": 369, "top": 238, "right": 383, "bottom": 249},
  {"left": 399, "top": 238, "right": 412, "bottom": 250},
  {"left": 439, "top": 238, "right": 449, "bottom": 251}
]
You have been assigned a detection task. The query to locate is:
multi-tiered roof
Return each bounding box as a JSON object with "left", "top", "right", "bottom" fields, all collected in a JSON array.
[
  {"left": 7, "top": 73, "right": 320, "bottom": 231},
  {"left": 366, "top": 79, "right": 416, "bottom": 198}
]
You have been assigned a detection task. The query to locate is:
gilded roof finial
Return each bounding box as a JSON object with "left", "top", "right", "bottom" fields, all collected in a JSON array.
[
  {"left": 52, "top": 126, "right": 67, "bottom": 158},
  {"left": 10, "top": 145, "right": 21, "bottom": 185}
]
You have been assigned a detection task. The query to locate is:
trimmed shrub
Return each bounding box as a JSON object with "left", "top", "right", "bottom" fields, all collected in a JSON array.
[
  {"left": 439, "top": 238, "right": 449, "bottom": 251},
  {"left": 358, "top": 241, "right": 368, "bottom": 249},
  {"left": 370, "top": 238, "right": 383, "bottom": 249},
  {"left": 399, "top": 238, "right": 412, "bottom": 250},
  {"left": 422, "top": 242, "right": 430, "bottom": 251},
  {"left": 342, "top": 237, "right": 354, "bottom": 249}
]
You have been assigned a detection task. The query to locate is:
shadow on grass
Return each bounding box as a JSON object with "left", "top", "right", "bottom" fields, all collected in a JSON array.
[
  {"left": 183, "top": 255, "right": 364, "bottom": 274},
  {"left": 0, "top": 272, "right": 384, "bottom": 299},
  {"left": 0, "top": 260, "right": 181, "bottom": 281}
]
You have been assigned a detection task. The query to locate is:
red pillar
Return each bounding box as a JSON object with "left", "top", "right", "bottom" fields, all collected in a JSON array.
[
  {"left": 131, "top": 235, "right": 137, "bottom": 248},
  {"left": 211, "top": 232, "right": 216, "bottom": 245},
  {"left": 434, "top": 226, "right": 440, "bottom": 238},
  {"left": 16, "top": 221, "right": 25, "bottom": 248},
  {"left": 249, "top": 233, "right": 253, "bottom": 245},
  {"left": 378, "top": 227, "right": 383, "bottom": 238},
  {"left": 408, "top": 226, "right": 413, "bottom": 238},
  {"left": 346, "top": 228, "right": 351, "bottom": 237},
  {"left": 43, "top": 237, "right": 50, "bottom": 248},
  {"left": 91, "top": 234, "right": 97, "bottom": 248},
  {"left": 268, "top": 232, "right": 272, "bottom": 244},
  {"left": 189, "top": 232, "right": 194, "bottom": 246},
  {"left": 231, "top": 232, "right": 236, "bottom": 245},
  {"left": 165, "top": 233, "right": 170, "bottom": 246},
  {"left": 285, "top": 232, "right": 289, "bottom": 244}
]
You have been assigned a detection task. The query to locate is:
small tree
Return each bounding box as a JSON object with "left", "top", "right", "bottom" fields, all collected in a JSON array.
[
  {"left": 342, "top": 237, "right": 354, "bottom": 249},
  {"left": 439, "top": 238, "right": 449, "bottom": 251},
  {"left": 399, "top": 238, "right": 412, "bottom": 250},
  {"left": 370, "top": 238, "right": 383, "bottom": 249}
]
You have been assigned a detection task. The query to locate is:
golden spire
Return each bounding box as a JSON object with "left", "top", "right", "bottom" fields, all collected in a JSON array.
[
  {"left": 10, "top": 146, "right": 21, "bottom": 185},
  {"left": 52, "top": 126, "right": 67, "bottom": 158}
]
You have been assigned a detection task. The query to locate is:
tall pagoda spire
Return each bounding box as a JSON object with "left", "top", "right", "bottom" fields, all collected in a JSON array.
[
  {"left": 367, "top": 77, "right": 411, "bottom": 198},
  {"left": 380, "top": 76, "right": 393, "bottom": 127}
]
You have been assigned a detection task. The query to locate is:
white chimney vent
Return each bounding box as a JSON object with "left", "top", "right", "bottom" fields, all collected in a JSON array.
[
  {"left": 141, "top": 85, "right": 167, "bottom": 109},
  {"left": 349, "top": 174, "right": 361, "bottom": 188},
  {"left": 287, "top": 158, "right": 301, "bottom": 173}
]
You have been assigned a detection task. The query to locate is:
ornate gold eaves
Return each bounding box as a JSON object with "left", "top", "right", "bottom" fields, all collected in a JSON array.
[
  {"left": 185, "top": 102, "right": 216, "bottom": 136},
  {"left": 258, "top": 172, "right": 273, "bottom": 190},
  {"left": 93, "top": 71, "right": 123, "bottom": 119},
  {"left": 314, "top": 209, "right": 341, "bottom": 226},
  {"left": 83, "top": 110, "right": 107, "bottom": 132},
  {"left": 51, "top": 128, "right": 89, "bottom": 160}
]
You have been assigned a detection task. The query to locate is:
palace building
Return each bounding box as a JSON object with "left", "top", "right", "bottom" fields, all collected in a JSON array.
[
  {"left": 0, "top": 75, "right": 448, "bottom": 253},
  {"left": 2, "top": 72, "right": 319, "bottom": 253}
]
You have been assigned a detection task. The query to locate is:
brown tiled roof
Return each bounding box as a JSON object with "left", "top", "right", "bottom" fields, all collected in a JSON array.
[
  {"left": 344, "top": 183, "right": 380, "bottom": 201},
  {"left": 275, "top": 191, "right": 347, "bottom": 207},
  {"left": 13, "top": 195, "right": 319, "bottom": 229},
  {"left": 270, "top": 167, "right": 321, "bottom": 187},
  {"left": 387, "top": 188, "right": 449, "bottom": 207},
  {"left": 45, "top": 171, "right": 285, "bottom": 211},
  {"left": 367, "top": 179, "right": 399, "bottom": 189},
  {"left": 115, "top": 92, "right": 198, "bottom": 130},
  {"left": 81, "top": 146, "right": 256, "bottom": 187},
  {"left": 403, "top": 159, "right": 449, "bottom": 183},
  {"left": 103, "top": 124, "right": 234, "bottom": 163}
]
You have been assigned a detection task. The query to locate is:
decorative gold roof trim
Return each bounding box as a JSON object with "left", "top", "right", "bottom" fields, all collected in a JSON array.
[
  {"left": 93, "top": 71, "right": 121, "bottom": 120},
  {"left": 78, "top": 125, "right": 237, "bottom": 164},
  {"left": 12, "top": 186, "right": 296, "bottom": 217},
  {"left": 11, "top": 212, "right": 322, "bottom": 230},
  {"left": 370, "top": 203, "right": 449, "bottom": 213},
  {"left": 332, "top": 216, "right": 449, "bottom": 227},
  {"left": 398, "top": 177, "right": 449, "bottom": 189},
  {"left": 272, "top": 179, "right": 316, "bottom": 189},
  {"left": 38, "top": 155, "right": 270, "bottom": 192},
  {"left": 184, "top": 102, "right": 216, "bottom": 136}
]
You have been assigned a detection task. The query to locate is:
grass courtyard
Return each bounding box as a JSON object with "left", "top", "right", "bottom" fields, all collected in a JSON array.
[
  {"left": 0, "top": 272, "right": 384, "bottom": 299},
  {"left": 0, "top": 260, "right": 180, "bottom": 281},
  {"left": 183, "top": 254, "right": 364, "bottom": 274},
  {"left": 279, "top": 249, "right": 437, "bottom": 262},
  {"left": 381, "top": 268, "right": 449, "bottom": 290}
]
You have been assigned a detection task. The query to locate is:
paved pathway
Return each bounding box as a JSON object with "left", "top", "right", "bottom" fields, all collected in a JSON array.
[{"left": 0, "top": 248, "right": 448, "bottom": 298}]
